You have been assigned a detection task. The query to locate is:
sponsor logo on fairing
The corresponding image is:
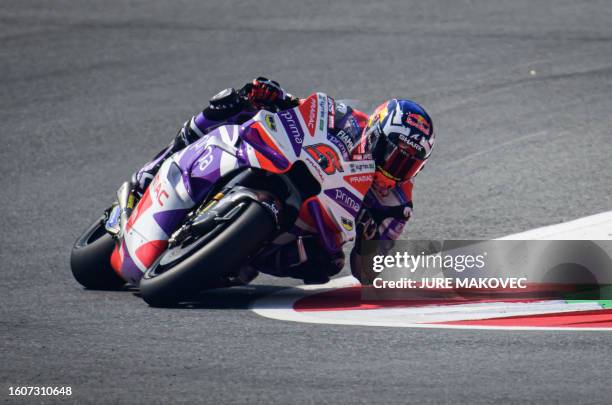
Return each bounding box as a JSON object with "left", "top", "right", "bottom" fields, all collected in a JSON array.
[
  {"left": 152, "top": 179, "right": 169, "bottom": 207},
  {"left": 278, "top": 109, "right": 304, "bottom": 156},
  {"left": 298, "top": 96, "right": 318, "bottom": 137},
  {"left": 304, "top": 144, "right": 344, "bottom": 175},
  {"left": 328, "top": 134, "right": 349, "bottom": 160},
  {"left": 304, "top": 156, "right": 325, "bottom": 182},
  {"left": 197, "top": 148, "right": 215, "bottom": 171},
  {"left": 337, "top": 129, "right": 355, "bottom": 151},
  {"left": 318, "top": 97, "right": 326, "bottom": 131},
  {"left": 327, "top": 97, "right": 335, "bottom": 129},
  {"left": 327, "top": 97, "right": 335, "bottom": 114},
  {"left": 350, "top": 153, "right": 373, "bottom": 161},
  {"left": 341, "top": 217, "right": 354, "bottom": 231},
  {"left": 349, "top": 161, "right": 376, "bottom": 173},
  {"left": 346, "top": 174, "right": 374, "bottom": 184},
  {"left": 264, "top": 114, "right": 277, "bottom": 131},
  {"left": 324, "top": 187, "right": 362, "bottom": 216},
  {"left": 343, "top": 173, "right": 374, "bottom": 195}
]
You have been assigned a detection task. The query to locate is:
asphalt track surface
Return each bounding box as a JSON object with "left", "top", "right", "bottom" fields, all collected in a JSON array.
[{"left": 2, "top": 1, "right": 612, "bottom": 403}]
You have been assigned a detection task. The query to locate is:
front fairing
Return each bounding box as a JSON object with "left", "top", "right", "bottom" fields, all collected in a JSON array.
[{"left": 239, "top": 93, "right": 376, "bottom": 244}]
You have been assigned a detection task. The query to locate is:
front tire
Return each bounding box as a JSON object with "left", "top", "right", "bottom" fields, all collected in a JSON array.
[
  {"left": 139, "top": 201, "right": 276, "bottom": 307},
  {"left": 70, "top": 216, "right": 126, "bottom": 290}
]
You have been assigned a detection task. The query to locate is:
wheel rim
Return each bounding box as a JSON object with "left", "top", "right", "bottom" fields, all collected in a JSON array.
[{"left": 144, "top": 203, "right": 249, "bottom": 279}]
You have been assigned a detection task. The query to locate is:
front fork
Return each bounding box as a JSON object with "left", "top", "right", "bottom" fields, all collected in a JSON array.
[{"left": 105, "top": 181, "right": 138, "bottom": 238}]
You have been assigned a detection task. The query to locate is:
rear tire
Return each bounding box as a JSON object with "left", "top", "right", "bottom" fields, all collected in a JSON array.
[
  {"left": 139, "top": 201, "right": 276, "bottom": 307},
  {"left": 70, "top": 216, "right": 126, "bottom": 290}
]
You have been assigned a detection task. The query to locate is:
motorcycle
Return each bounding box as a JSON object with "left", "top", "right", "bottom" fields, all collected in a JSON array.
[{"left": 70, "top": 93, "right": 375, "bottom": 306}]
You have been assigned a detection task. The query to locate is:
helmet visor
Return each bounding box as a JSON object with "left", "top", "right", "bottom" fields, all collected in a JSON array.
[{"left": 379, "top": 144, "right": 426, "bottom": 181}]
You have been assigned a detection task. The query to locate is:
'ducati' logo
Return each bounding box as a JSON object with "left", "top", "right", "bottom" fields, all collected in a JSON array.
[
  {"left": 304, "top": 144, "right": 344, "bottom": 175},
  {"left": 324, "top": 187, "right": 361, "bottom": 217},
  {"left": 298, "top": 94, "right": 318, "bottom": 137},
  {"left": 278, "top": 109, "right": 304, "bottom": 157}
]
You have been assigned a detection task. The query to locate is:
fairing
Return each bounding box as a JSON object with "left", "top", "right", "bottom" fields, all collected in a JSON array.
[{"left": 113, "top": 93, "right": 375, "bottom": 282}]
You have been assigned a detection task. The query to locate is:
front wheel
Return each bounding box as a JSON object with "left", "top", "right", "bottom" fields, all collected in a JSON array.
[
  {"left": 70, "top": 216, "right": 126, "bottom": 290},
  {"left": 139, "top": 201, "right": 276, "bottom": 307}
]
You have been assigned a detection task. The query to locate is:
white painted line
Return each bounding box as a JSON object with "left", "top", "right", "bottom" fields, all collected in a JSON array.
[
  {"left": 499, "top": 211, "right": 612, "bottom": 240},
  {"left": 252, "top": 276, "right": 610, "bottom": 331},
  {"left": 250, "top": 211, "right": 612, "bottom": 330}
]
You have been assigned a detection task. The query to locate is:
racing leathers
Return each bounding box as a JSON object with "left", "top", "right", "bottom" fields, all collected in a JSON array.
[{"left": 133, "top": 80, "right": 413, "bottom": 285}]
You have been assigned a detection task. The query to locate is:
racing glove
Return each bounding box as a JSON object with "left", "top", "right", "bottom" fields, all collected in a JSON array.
[
  {"left": 240, "top": 77, "right": 299, "bottom": 111},
  {"left": 350, "top": 204, "right": 411, "bottom": 284}
]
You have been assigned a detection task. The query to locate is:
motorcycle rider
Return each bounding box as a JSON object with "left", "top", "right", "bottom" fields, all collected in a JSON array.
[{"left": 131, "top": 77, "right": 435, "bottom": 285}]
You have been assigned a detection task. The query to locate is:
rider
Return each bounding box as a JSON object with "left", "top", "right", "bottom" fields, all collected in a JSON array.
[{"left": 132, "top": 77, "right": 435, "bottom": 285}]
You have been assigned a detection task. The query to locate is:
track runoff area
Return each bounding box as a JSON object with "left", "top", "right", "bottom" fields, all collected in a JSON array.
[{"left": 252, "top": 211, "right": 612, "bottom": 331}]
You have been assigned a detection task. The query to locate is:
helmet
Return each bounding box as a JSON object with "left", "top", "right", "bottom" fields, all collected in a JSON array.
[{"left": 363, "top": 99, "right": 435, "bottom": 183}]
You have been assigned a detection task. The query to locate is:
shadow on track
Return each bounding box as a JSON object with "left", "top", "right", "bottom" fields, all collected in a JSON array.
[{"left": 130, "top": 284, "right": 295, "bottom": 309}]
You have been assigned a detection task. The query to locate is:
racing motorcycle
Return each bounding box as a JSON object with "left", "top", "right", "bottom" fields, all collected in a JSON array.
[{"left": 70, "top": 93, "right": 375, "bottom": 306}]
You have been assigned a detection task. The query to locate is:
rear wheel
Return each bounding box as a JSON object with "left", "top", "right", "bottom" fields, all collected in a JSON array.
[
  {"left": 139, "top": 201, "right": 276, "bottom": 307},
  {"left": 70, "top": 216, "right": 126, "bottom": 290}
]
